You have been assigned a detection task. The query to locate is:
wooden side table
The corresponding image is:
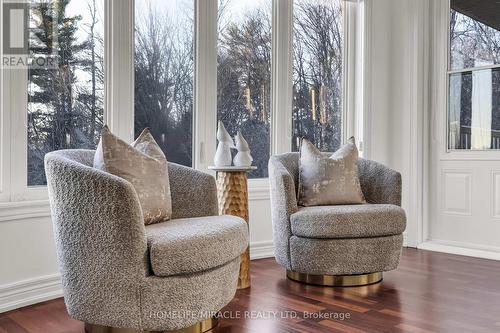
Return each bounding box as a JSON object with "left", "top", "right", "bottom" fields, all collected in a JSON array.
[{"left": 208, "top": 166, "right": 256, "bottom": 289}]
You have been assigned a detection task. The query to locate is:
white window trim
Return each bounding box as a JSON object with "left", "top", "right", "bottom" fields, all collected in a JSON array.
[
  {"left": 431, "top": 0, "right": 500, "bottom": 161},
  {"left": 0, "top": 4, "right": 9, "bottom": 202},
  {"left": 194, "top": 0, "right": 218, "bottom": 173},
  {"left": 272, "top": 0, "right": 293, "bottom": 155},
  {"left": 6, "top": 54, "right": 30, "bottom": 201},
  {"left": 0, "top": 0, "right": 364, "bottom": 210},
  {"left": 0, "top": 73, "right": 9, "bottom": 203},
  {"left": 106, "top": 0, "right": 135, "bottom": 142},
  {"left": 344, "top": 0, "right": 362, "bottom": 145},
  {"left": 357, "top": 0, "right": 371, "bottom": 158},
  {"left": 445, "top": 0, "right": 500, "bottom": 155}
]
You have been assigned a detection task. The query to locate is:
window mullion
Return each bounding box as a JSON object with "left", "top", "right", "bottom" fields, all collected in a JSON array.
[
  {"left": 448, "top": 64, "right": 500, "bottom": 75},
  {"left": 9, "top": 66, "right": 28, "bottom": 201},
  {"left": 272, "top": 0, "right": 293, "bottom": 155},
  {"left": 0, "top": 68, "right": 12, "bottom": 202},
  {"left": 106, "top": 0, "right": 134, "bottom": 142},
  {"left": 344, "top": 1, "right": 356, "bottom": 142},
  {"left": 0, "top": 2, "right": 6, "bottom": 201},
  {"left": 194, "top": 0, "right": 218, "bottom": 173}
]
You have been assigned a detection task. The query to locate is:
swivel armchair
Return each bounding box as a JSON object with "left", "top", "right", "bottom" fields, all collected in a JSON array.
[
  {"left": 269, "top": 153, "right": 406, "bottom": 287},
  {"left": 45, "top": 149, "right": 249, "bottom": 333}
]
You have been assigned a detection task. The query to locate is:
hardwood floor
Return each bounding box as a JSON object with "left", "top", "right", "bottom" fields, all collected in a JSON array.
[{"left": 2, "top": 248, "right": 500, "bottom": 333}]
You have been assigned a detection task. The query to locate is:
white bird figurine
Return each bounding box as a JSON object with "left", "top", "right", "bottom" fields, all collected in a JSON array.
[
  {"left": 233, "top": 131, "right": 253, "bottom": 167},
  {"left": 214, "top": 121, "right": 235, "bottom": 166}
]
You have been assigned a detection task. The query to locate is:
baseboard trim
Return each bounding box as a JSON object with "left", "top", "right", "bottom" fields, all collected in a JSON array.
[
  {"left": 250, "top": 240, "right": 275, "bottom": 260},
  {"left": 418, "top": 240, "right": 500, "bottom": 261},
  {"left": 0, "top": 274, "right": 63, "bottom": 313},
  {"left": 0, "top": 200, "right": 51, "bottom": 223},
  {"left": 403, "top": 232, "right": 409, "bottom": 247},
  {"left": 248, "top": 179, "right": 270, "bottom": 201}
]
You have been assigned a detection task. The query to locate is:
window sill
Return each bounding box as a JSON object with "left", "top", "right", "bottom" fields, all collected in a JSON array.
[
  {"left": 0, "top": 200, "right": 51, "bottom": 223},
  {"left": 248, "top": 178, "right": 270, "bottom": 201}
]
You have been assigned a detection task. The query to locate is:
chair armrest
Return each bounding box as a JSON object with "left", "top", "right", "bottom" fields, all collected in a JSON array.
[
  {"left": 45, "top": 150, "right": 148, "bottom": 327},
  {"left": 358, "top": 158, "right": 402, "bottom": 206},
  {"left": 168, "top": 163, "right": 218, "bottom": 219},
  {"left": 268, "top": 156, "right": 298, "bottom": 269},
  {"left": 44, "top": 152, "right": 149, "bottom": 283}
]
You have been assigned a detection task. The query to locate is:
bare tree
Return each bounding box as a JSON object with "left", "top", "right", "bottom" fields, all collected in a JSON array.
[
  {"left": 292, "top": 0, "right": 344, "bottom": 151},
  {"left": 134, "top": 2, "right": 194, "bottom": 165}
]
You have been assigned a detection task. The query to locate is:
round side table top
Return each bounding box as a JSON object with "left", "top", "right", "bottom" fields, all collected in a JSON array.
[{"left": 208, "top": 166, "right": 257, "bottom": 172}]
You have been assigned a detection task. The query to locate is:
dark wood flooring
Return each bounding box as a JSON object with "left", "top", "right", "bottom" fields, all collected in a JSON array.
[{"left": 2, "top": 248, "right": 500, "bottom": 333}]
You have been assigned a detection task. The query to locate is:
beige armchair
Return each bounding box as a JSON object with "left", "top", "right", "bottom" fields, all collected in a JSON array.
[
  {"left": 269, "top": 153, "right": 406, "bottom": 287},
  {"left": 45, "top": 149, "right": 249, "bottom": 333}
]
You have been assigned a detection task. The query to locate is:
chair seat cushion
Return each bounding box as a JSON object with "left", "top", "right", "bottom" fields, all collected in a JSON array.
[
  {"left": 290, "top": 204, "right": 406, "bottom": 239},
  {"left": 146, "top": 215, "right": 248, "bottom": 277}
]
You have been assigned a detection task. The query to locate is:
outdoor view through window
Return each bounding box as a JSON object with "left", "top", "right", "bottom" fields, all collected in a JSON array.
[
  {"left": 448, "top": 0, "right": 500, "bottom": 150},
  {"left": 292, "top": 0, "right": 344, "bottom": 153},
  {"left": 135, "top": 0, "right": 194, "bottom": 166},
  {"left": 217, "top": 0, "right": 272, "bottom": 178},
  {"left": 28, "top": 0, "right": 105, "bottom": 186},
  {"left": 26, "top": 0, "right": 346, "bottom": 185}
]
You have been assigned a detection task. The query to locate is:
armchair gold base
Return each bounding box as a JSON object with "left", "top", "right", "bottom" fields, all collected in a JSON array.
[
  {"left": 84, "top": 317, "right": 218, "bottom": 333},
  {"left": 287, "top": 270, "right": 382, "bottom": 287}
]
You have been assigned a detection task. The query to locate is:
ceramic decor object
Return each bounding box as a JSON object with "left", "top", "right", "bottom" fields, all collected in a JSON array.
[
  {"left": 233, "top": 131, "right": 253, "bottom": 167},
  {"left": 214, "top": 121, "right": 235, "bottom": 167}
]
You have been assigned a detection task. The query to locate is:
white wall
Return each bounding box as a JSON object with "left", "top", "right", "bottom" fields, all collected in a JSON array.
[
  {"left": 364, "top": 0, "right": 427, "bottom": 247},
  {"left": 0, "top": 216, "right": 59, "bottom": 285},
  {"left": 247, "top": 188, "right": 275, "bottom": 259},
  {"left": 0, "top": 207, "right": 61, "bottom": 312}
]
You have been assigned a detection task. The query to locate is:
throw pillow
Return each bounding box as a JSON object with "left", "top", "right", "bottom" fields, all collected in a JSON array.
[
  {"left": 94, "top": 126, "right": 172, "bottom": 224},
  {"left": 298, "top": 137, "right": 366, "bottom": 206}
]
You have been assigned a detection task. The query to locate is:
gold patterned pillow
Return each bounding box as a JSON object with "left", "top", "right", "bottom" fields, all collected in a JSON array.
[
  {"left": 94, "top": 126, "right": 172, "bottom": 225},
  {"left": 298, "top": 137, "right": 366, "bottom": 206}
]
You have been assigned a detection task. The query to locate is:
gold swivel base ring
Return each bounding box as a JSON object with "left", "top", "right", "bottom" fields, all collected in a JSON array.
[
  {"left": 287, "top": 270, "right": 383, "bottom": 287},
  {"left": 84, "top": 317, "right": 218, "bottom": 333}
]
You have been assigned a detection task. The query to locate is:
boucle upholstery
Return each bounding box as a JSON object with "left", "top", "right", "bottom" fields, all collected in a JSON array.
[
  {"left": 146, "top": 216, "right": 248, "bottom": 276},
  {"left": 290, "top": 235, "right": 403, "bottom": 275},
  {"left": 140, "top": 258, "right": 240, "bottom": 330},
  {"left": 44, "top": 149, "right": 247, "bottom": 331},
  {"left": 290, "top": 204, "right": 406, "bottom": 239},
  {"left": 358, "top": 158, "right": 402, "bottom": 206},
  {"left": 269, "top": 152, "right": 405, "bottom": 276},
  {"left": 168, "top": 163, "right": 218, "bottom": 219},
  {"left": 269, "top": 154, "right": 298, "bottom": 270}
]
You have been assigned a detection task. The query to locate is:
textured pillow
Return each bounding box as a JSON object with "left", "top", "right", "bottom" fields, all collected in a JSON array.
[
  {"left": 298, "top": 137, "right": 366, "bottom": 206},
  {"left": 94, "top": 126, "right": 172, "bottom": 225}
]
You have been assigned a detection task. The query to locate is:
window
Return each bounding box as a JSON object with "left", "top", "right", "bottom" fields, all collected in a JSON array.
[
  {"left": 134, "top": 0, "right": 194, "bottom": 166},
  {"left": 1, "top": 0, "right": 358, "bottom": 204},
  {"left": 27, "top": 0, "right": 105, "bottom": 185},
  {"left": 217, "top": 0, "right": 271, "bottom": 178},
  {"left": 292, "top": 0, "right": 344, "bottom": 152},
  {"left": 448, "top": 0, "right": 500, "bottom": 150}
]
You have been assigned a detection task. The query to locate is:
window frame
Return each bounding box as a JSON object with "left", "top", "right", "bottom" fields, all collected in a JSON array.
[
  {"left": 446, "top": 0, "right": 500, "bottom": 152},
  {"left": 0, "top": 0, "right": 361, "bottom": 206}
]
